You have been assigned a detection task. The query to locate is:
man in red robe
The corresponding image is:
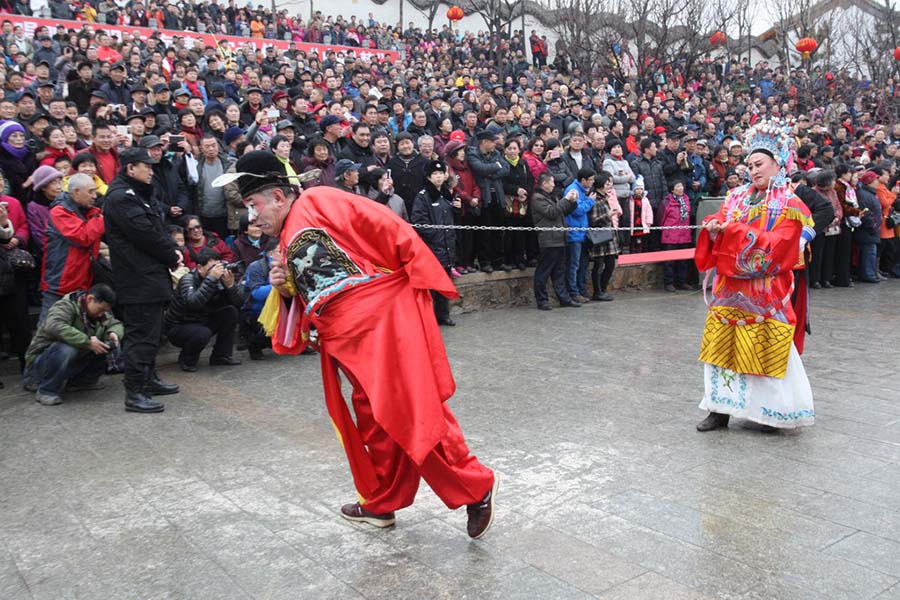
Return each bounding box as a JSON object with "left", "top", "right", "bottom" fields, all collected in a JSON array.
[{"left": 226, "top": 151, "right": 498, "bottom": 538}]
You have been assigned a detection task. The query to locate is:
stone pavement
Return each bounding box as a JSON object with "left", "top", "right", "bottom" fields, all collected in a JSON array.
[{"left": 2, "top": 282, "right": 900, "bottom": 600}]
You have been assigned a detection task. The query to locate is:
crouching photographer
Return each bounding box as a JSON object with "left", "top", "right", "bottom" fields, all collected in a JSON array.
[
  {"left": 23, "top": 284, "right": 124, "bottom": 407},
  {"left": 165, "top": 248, "right": 244, "bottom": 372}
]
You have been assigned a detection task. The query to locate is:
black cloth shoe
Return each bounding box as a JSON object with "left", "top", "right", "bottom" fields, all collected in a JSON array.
[
  {"left": 592, "top": 292, "right": 614, "bottom": 302},
  {"left": 467, "top": 476, "right": 499, "bottom": 539},
  {"left": 249, "top": 349, "right": 265, "bottom": 360},
  {"left": 145, "top": 378, "right": 180, "bottom": 396},
  {"left": 696, "top": 412, "right": 730, "bottom": 432},
  {"left": 810, "top": 281, "right": 822, "bottom": 289},
  {"left": 822, "top": 281, "right": 833, "bottom": 289},
  {"left": 559, "top": 299, "right": 582, "bottom": 308},
  {"left": 480, "top": 264, "right": 494, "bottom": 274},
  {"left": 210, "top": 356, "right": 242, "bottom": 366},
  {"left": 180, "top": 361, "right": 198, "bottom": 372},
  {"left": 516, "top": 262, "right": 528, "bottom": 270},
  {"left": 501, "top": 264, "right": 513, "bottom": 272},
  {"left": 125, "top": 390, "right": 165, "bottom": 413},
  {"left": 340, "top": 503, "right": 396, "bottom": 528},
  {"left": 537, "top": 303, "right": 552, "bottom": 311},
  {"left": 438, "top": 318, "right": 456, "bottom": 326}
]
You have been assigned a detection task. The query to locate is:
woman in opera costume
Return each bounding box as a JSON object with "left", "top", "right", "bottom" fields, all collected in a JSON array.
[{"left": 695, "top": 120, "right": 817, "bottom": 432}]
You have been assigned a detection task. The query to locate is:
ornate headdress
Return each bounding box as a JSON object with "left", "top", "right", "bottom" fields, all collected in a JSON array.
[{"left": 743, "top": 117, "right": 796, "bottom": 188}]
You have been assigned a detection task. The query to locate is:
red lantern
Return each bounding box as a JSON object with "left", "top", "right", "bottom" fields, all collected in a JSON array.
[
  {"left": 709, "top": 31, "right": 726, "bottom": 47},
  {"left": 446, "top": 6, "right": 464, "bottom": 21},
  {"left": 893, "top": 46, "right": 900, "bottom": 61},
  {"left": 795, "top": 37, "right": 818, "bottom": 60}
]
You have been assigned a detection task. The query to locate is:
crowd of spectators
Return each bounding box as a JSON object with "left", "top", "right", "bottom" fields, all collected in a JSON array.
[{"left": 1, "top": 1, "right": 899, "bottom": 408}]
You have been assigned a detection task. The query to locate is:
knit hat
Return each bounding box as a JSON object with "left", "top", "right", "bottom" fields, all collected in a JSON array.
[
  {"left": 424, "top": 159, "right": 448, "bottom": 178},
  {"left": 223, "top": 126, "right": 245, "bottom": 146},
  {"left": 632, "top": 175, "right": 645, "bottom": 192},
  {"left": 859, "top": 170, "right": 879, "bottom": 186},
  {"left": 31, "top": 166, "right": 64, "bottom": 191}
]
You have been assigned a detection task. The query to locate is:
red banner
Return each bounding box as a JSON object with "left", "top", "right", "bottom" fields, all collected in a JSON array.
[{"left": 1, "top": 13, "right": 400, "bottom": 62}]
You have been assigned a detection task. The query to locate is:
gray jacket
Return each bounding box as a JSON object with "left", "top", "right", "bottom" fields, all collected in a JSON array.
[
  {"left": 532, "top": 189, "right": 576, "bottom": 247},
  {"left": 467, "top": 148, "right": 509, "bottom": 209}
]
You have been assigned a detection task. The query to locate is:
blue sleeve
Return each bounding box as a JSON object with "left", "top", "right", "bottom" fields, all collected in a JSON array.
[{"left": 251, "top": 283, "right": 272, "bottom": 301}]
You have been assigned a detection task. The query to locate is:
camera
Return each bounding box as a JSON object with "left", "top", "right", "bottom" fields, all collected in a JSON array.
[
  {"left": 223, "top": 261, "right": 244, "bottom": 273},
  {"left": 105, "top": 338, "right": 124, "bottom": 374}
]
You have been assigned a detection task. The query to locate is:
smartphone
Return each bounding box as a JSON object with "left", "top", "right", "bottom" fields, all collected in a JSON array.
[
  {"left": 169, "top": 135, "right": 184, "bottom": 144},
  {"left": 267, "top": 109, "right": 280, "bottom": 119}
]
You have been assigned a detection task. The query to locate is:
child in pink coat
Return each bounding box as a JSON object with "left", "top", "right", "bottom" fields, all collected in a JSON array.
[{"left": 657, "top": 181, "right": 693, "bottom": 291}]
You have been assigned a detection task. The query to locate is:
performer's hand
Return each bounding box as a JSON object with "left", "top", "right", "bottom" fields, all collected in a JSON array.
[{"left": 269, "top": 259, "right": 292, "bottom": 296}]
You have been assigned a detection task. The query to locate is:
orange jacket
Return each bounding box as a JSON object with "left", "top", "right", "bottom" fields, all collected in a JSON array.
[{"left": 875, "top": 182, "right": 897, "bottom": 239}]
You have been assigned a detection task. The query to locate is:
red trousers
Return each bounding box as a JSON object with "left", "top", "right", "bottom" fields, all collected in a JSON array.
[{"left": 343, "top": 366, "right": 494, "bottom": 514}]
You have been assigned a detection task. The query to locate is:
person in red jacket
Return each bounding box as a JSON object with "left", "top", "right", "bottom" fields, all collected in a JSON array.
[
  {"left": 445, "top": 139, "right": 480, "bottom": 273},
  {"left": 226, "top": 150, "right": 498, "bottom": 539},
  {"left": 40, "top": 173, "right": 104, "bottom": 322},
  {"left": 181, "top": 214, "right": 236, "bottom": 269}
]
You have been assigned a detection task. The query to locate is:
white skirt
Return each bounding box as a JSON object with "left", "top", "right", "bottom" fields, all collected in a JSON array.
[{"left": 699, "top": 344, "right": 814, "bottom": 428}]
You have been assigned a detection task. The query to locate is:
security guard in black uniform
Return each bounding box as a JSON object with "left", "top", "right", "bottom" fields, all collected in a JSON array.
[{"left": 103, "top": 146, "right": 182, "bottom": 413}]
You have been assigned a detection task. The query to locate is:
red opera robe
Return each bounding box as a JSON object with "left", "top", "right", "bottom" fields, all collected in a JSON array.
[{"left": 264, "top": 187, "right": 461, "bottom": 502}]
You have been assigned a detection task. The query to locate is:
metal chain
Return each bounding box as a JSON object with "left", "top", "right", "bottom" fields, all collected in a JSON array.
[{"left": 409, "top": 224, "right": 703, "bottom": 232}]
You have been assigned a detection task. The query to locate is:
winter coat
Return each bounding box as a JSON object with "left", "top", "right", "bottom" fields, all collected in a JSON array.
[
  {"left": 0, "top": 147, "right": 36, "bottom": 205},
  {"left": 532, "top": 189, "right": 576, "bottom": 248},
  {"left": 522, "top": 151, "right": 547, "bottom": 181},
  {"left": 27, "top": 195, "right": 53, "bottom": 253},
  {"left": 630, "top": 155, "right": 667, "bottom": 208},
  {"left": 467, "top": 147, "right": 509, "bottom": 210},
  {"left": 546, "top": 156, "right": 575, "bottom": 191},
  {"left": 562, "top": 150, "right": 596, "bottom": 179},
  {"left": 367, "top": 188, "right": 409, "bottom": 221},
  {"left": 603, "top": 156, "right": 635, "bottom": 200},
  {"left": 24, "top": 290, "right": 124, "bottom": 367},
  {"left": 411, "top": 181, "right": 458, "bottom": 268},
  {"left": 447, "top": 157, "right": 480, "bottom": 217},
  {"left": 627, "top": 194, "right": 654, "bottom": 235},
  {"left": 562, "top": 180, "right": 594, "bottom": 243},
  {"left": 152, "top": 156, "right": 190, "bottom": 217},
  {"left": 855, "top": 185, "right": 882, "bottom": 245},
  {"left": 656, "top": 193, "right": 693, "bottom": 244},
  {"left": 501, "top": 158, "right": 533, "bottom": 218},
  {"left": 41, "top": 193, "right": 104, "bottom": 296},
  {"left": 241, "top": 256, "right": 272, "bottom": 317},
  {"left": 103, "top": 173, "right": 179, "bottom": 304},
  {"left": 301, "top": 155, "right": 336, "bottom": 189},
  {"left": 386, "top": 152, "right": 427, "bottom": 213},
  {"left": 234, "top": 234, "right": 272, "bottom": 266},
  {"left": 182, "top": 232, "right": 235, "bottom": 270},
  {"left": 165, "top": 268, "right": 242, "bottom": 328}
]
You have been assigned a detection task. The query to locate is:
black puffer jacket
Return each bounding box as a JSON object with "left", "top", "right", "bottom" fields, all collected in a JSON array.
[
  {"left": 103, "top": 174, "right": 178, "bottom": 304},
  {"left": 164, "top": 269, "right": 242, "bottom": 328},
  {"left": 411, "top": 181, "right": 458, "bottom": 268}
]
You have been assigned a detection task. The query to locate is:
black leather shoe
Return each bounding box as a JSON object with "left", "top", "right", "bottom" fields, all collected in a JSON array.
[
  {"left": 210, "top": 356, "right": 242, "bottom": 366},
  {"left": 822, "top": 281, "right": 833, "bottom": 289},
  {"left": 537, "top": 303, "right": 552, "bottom": 311},
  {"left": 180, "top": 361, "right": 198, "bottom": 372},
  {"left": 125, "top": 390, "right": 165, "bottom": 413},
  {"left": 480, "top": 264, "right": 494, "bottom": 274},
  {"left": 559, "top": 300, "right": 582, "bottom": 308},
  {"left": 501, "top": 264, "right": 513, "bottom": 272},
  {"left": 145, "top": 379, "right": 180, "bottom": 396},
  {"left": 696, "top": 412, "right": 730, "bottom": 432},
  {"left": 810, "top": 281, "right": 822, "bottom": 289},
  {"left": 438, "top": 318, "right": 456, "bottom": 326}
]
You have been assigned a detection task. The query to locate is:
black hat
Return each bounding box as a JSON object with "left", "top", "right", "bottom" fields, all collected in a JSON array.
[
  {"left": 822, "top": 145, "right": 834, "bottom": 153},
  {"left": 210, "top": 83, "right": 226, "bottom": 96},
  {"left": 234, "top": 150, "right": 289, "bottom": 198},
  {"left": 275, "top": 119, "right": 295, "bottom": 131},
  {"left": 37, "top": 81, "right": 56, "bottom": 89},
  {"left": 90, "top": 90, "right": 108, "bottom": 99},
  {"left": 120, "top": 147, "right": 158, "bottom": 166},
  {"left": 245, "top": 86, "right": 263, "bottom": 95},
  {"left": 153, "top": 83, "right": 170, "bottom": 94},
  {"left": 376, "top": 104, "right": 390, "bottom": 113},
  {"left": 125, "top": 112, "right": 145, "bottom": 123},
  {"left": 139, "top": 135, "right": 164, "bottom": 148},
  {"left": 424, "top": 159, "right": 448, "bottom": 177},
  {"left": 110, "top": 61, "right": 126, "bottom": 72},
  {"left": 428, "top": 94, "right": 442, "bottom": 103},
  {"left": 16, "top": 89, "right": 36, "bottom": 101},
  {"left": 476, "top": 130, "right": 497, "bottom": 142},
  {"left": 131, "top": 84, "right": 150, "bottom": 94}
]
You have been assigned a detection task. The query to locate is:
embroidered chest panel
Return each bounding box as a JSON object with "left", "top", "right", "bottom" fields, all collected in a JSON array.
[{"left": 286, "top": 229, "right": 364, "bottom": 306}]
